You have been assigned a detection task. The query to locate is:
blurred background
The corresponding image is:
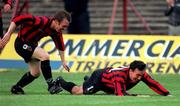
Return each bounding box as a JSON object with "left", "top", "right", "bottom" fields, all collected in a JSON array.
[{"left": 2, "top": 0, "right": 170, "bottom": 35}]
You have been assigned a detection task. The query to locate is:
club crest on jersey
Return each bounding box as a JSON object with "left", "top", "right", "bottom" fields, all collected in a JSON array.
[{"left": 23, "top": 44, "right": 32, "bottom": 51}]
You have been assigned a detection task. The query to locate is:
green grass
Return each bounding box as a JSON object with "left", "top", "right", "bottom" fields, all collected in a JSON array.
[{"left": 0, "top": 69, "right": 180, "bottom": 106}]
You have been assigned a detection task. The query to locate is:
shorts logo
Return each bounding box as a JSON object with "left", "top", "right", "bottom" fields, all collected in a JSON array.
[
  {"left": 87, "top": 86, "right": 94, "bottom": 92},
  {"left": 23, "top": 44, "right": 32, "bottom": 51}
]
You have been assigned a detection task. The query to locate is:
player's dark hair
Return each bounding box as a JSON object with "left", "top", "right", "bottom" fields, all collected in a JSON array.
[
  {"left": 129, "top": 60, "right": 146, "bottom": 71},
  {"left": 54, "top": 10, "right": 71, "bottom": 23}
]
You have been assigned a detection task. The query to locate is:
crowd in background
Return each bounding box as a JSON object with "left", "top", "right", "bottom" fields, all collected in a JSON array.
[{"left": 1, "top": 0, "right": 180, "bottom": 37}]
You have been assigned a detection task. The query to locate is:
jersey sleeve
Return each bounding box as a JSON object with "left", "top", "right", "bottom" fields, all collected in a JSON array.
[
  {"left": 141, "top": 72, "right": 170, "bottom": 96},
  {"left": 113, "top": 71, "right": 128, "bottom": 96},
  {"left": 114, "top": 81, "right": 128, "bottom": 96},
  {"left": 11, "top": 14, "right": 35, "bottom": 26},
  {"left": 51, "top": 31, "right": 65, "bottom": 51}
]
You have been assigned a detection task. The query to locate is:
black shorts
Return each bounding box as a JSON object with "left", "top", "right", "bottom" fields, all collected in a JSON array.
[
  {"left": 83, "top": 69, "right": 104, "bottom": 94},
  {"left": 15, "top": 37, "right": 37, "bottom": 63}
]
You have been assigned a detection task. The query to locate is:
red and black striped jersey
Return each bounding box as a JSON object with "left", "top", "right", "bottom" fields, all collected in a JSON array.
[
  {"left": 101, "top": 67, "right": 170, "bottom": 96},
  {"left": 12, "top": 14, "right": 65, "bottom": 51}
]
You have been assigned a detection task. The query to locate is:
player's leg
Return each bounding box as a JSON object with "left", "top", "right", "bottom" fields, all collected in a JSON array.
[
  {"left": 11, "top": 60, "right": 40, "bottom": 94},
  {"left": 55, "top": 76, "right": 81, "bottom": 94},
  {"left": 11, "top": 38, "right": 39, "bottom": 94},
  {"left": 32, "top": 47, "right": 62, "bottom": 94},
  {"left": 55, "top": 69, "right": 103, "bottom": 95},
  {"left": 55, "top": 69, "right": 104, "bottom": 95},
  {"left": 82, "top": 69, "right": 103, "bottom": 94},
  {"left": 71, "top": 86, "right": 83, "bottom": 95}
]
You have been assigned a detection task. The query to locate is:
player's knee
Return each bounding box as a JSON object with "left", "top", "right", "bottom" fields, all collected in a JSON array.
[
  {"left": 71, "top": 86, "right": 83, "bottom": 95},
  {"left": 30, "top": 70, "right": 41, "bottom": 77},
  {"left": 41, "top": 53, "right": 50, "bottom": 61}
]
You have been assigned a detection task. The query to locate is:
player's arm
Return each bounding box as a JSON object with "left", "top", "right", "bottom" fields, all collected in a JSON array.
[
  {"left": 110, "top": 69, "right": 130, "bottom": 96},
  {"left": 114, "top": 81, "right": 128, "bottom": 96},
  {"left": 51, "top": 32, "right": 70, "bottom": 72},
  {"left": 141, "top": 72, "right": 170, "bottom": 96},
  {"left": 59, "top": 50, "right": 70, "bottom": 72},
  {"left": 115, "top": 81, "right": 139, "bottom": 96},
  {"left": 1, "top": 15, "right": 34, "bottom": 48},
  {"left": 1, "top": 22, "right": 16, "bottom": 48}
]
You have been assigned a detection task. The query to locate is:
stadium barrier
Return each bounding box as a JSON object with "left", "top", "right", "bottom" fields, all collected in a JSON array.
[{"left": 0, "top": 34, "right": 179, "bottom": 74}]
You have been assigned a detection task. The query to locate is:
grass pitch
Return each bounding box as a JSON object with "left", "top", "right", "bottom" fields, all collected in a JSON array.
[{"left": 0, "top": 69, "right": 179, "bottom": 106}]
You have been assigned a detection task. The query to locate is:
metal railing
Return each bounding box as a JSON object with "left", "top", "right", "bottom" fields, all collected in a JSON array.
[
  {"left": 108, "top": 0, "right": 152, "bottom": 34},
  {"left": 12, "top": 0, "right": 29, "bottom": 18}
]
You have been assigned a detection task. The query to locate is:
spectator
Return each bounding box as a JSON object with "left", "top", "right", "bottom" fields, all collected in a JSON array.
[
  {"left": 64, "top": 0, "right": 90, "bottom": 34},
  {"left": 0, "top": 0, "right": 12, "bottom": 38},
  {"left": 165, "top": 0, "right": 180, "bottom": 35}
]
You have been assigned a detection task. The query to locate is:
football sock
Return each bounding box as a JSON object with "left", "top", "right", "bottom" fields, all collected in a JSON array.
[
  {"left": 41, "top": 60, "right": 53, "bottom": 87},
  {"left": 16, "top": 72, "right": 37, "bottom": 88},
  {"left": 59, "top": 77, "right": 76, "bottom": 93}
]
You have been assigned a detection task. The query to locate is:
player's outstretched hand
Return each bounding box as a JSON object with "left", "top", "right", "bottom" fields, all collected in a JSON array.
[
  {"left": 62, "top": 62, "right": 70, "bottom": 72},
  {"left": 64, "top": 65, "right": 70, "bottom": 72}
]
